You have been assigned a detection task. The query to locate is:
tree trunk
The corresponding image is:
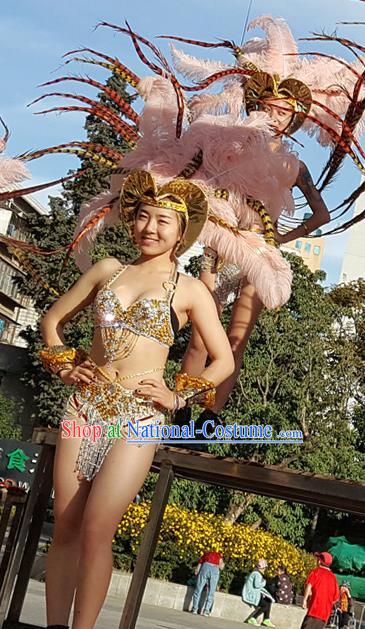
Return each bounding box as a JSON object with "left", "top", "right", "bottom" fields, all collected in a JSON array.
[
  {"left": 225, "top": 492, "right": 254, "bottom": 524},
  {"left": 306, "top": 507, "right": 320, "bottom": 550},
  {"left": 251, "top": 518, "right": 263, "bottom": 530}
]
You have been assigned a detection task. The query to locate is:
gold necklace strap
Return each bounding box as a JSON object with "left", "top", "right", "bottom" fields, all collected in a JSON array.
[
  {"left": 104, "top": 264, "right": 128, "bottom": 290},
  {"left": 169, "top": 262, "right": 178, "bottom": 283},
  {"left": 163, "top": 263, "right": 179, "bottom": 302},
  {"left": 93, "top": 364, "right": 115, "bottom": 382}
]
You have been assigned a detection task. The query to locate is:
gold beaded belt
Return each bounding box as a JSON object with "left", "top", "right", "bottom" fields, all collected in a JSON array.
[
  {"left": 63, "top": 375, "right": 167, "bottom": 481},
  {"left": 74, "top": 376, "right": 166, "bottom": 424}
]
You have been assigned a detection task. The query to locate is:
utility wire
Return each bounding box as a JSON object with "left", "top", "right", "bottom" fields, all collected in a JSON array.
[{"left": 240, "top": 0, "right": 254, "bottom": 46}]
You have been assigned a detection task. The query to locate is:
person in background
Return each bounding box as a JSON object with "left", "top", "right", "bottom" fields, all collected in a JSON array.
[
  {"left": 274, "top": 566, "right": 294, "bottom": 605},
  {"left": 242, "top": 559, "right": 276, "bottom": 627},
  {"left": 337, "top": 580, "right": 353, "bottom": 628},
  {"left": 191, "top": 549, "right": 225, "bottom": 617},
  {"left": 301, "top": 552, "right": 340, "bottom": 629}
]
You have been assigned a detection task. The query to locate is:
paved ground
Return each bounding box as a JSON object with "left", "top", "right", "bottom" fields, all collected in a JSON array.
[{"left": 20, "top": 580, "right": 245, "bottom": 628}]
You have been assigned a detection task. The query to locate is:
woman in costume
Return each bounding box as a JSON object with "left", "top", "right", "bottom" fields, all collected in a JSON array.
[
  {"left": 39, "top": 169, "right": 234, "bottom": 629},
  {"left": 162, "top": 15, "right": 365, "bottom": 419},
  {"left": 180, "top": 80, "right": 331, "bottom": 419}
]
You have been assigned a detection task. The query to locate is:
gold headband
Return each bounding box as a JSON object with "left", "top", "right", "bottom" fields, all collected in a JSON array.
[
  {"left": 119, "top": 170, "right": 209, "bottom": 257},
  {"left": 263, "top": 75, "right": 303, "bottom": 112},
  {"left": 140, "top": 194, "right": 188, "bottom": 214},
  {"left": 243, "top": 71, "right": 312, "bottom": 134}
]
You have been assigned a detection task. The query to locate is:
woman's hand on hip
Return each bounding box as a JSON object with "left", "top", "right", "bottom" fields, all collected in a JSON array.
[
  {"left": 135, "top": 378, "right": 175, "bottom": 410},
  {"left": 58, "top": 360, "right": 96, "bottom": 385}
]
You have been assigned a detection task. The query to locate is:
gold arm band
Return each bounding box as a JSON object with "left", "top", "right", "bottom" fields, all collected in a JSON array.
[
  {"left": 201, "top": 247, "right": 219, "bottom": 272},
  {"left": 55, "top": 362, "right": 75, "bottom": 376},
  {"left": 175, "top": 372, "right": 216, "bottom": 409},
  {"left": 39, "top": 345, "right": 88, "bottom": 375}
]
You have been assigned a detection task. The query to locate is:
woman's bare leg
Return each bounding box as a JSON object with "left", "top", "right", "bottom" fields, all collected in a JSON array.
[
  {"left": 71, "top": 440, "right": 156, "bottom": 629},
  {"left": 213, "top": 279, "right": 263, "bottom": 413},
  {"left": 46, "top": 427, "right": 91, "bottom": 626},
  {"left": 182, "top": 267, "right": 220, "bottom": 376}
]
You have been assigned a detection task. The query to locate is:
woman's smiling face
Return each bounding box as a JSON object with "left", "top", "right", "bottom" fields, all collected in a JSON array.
[{"left": 134, "top": 202, "right": 182, "bottom": 255}]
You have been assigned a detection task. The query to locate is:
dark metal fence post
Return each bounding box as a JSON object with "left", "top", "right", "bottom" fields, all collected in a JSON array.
[
  {"left": 0, "top": 444, "right": 55, "bottom": 627},
  {"left": 0, "top": 490, "right": 28, "bottom": 592}
]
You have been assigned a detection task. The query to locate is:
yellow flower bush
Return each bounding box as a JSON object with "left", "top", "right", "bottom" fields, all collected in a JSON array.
[{"left": 113, "top": 502, "right": 316, "bottom": 591}]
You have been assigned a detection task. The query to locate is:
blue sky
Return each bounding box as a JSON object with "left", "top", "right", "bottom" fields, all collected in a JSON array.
[{"left": 2, "top": 0, "right": 365, "bottom": 285}]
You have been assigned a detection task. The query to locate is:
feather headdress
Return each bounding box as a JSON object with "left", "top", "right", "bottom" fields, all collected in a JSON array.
[
  {"left": 168, "top": 15, "right": 365, "bottom": 146},
  {"left": 2, "top": 12, "right": 365, "bottom": 297}
]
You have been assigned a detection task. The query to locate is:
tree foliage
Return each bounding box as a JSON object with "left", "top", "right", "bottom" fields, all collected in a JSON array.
[
  {"left": 17, "top": 73, "right": 137, "bottom": 425},
  {"left": 164, "top": 256, "right": 365, "bottom": 546},
  {"left": 0, "top": 393, "right": 22, "bottom": 440}
]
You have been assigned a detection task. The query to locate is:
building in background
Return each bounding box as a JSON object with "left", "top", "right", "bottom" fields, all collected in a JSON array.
[
  {"left": 339, "top": 187, "right": 365, "bottom": 283},
  {"left": 178, "top": 241, "right": 203, "bottom": 273},
  {"left": 0, "top": 194, "right": 47, "bottom": 438},
  {"left": 280, "top": 213, "right": 325, "bottom": 273},
  {"left": 0, "top": 194, "right": 46, "bottom": 347}
]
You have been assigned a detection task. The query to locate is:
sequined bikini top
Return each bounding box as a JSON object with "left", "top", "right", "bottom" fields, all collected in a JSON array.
[{"left": 94, "top": 263, "right": 180, "bottom": 365}]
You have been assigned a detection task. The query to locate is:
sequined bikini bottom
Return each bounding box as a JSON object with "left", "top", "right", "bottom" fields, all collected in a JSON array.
[
  {"left": 204, "top": 228, "right": 266, "bottom": 307},
  {"left": 61, "top": 378, "right": 168, "bottom": 481},
  {"left": 215, "top": 264, "right": 244, "bottom": 306}
]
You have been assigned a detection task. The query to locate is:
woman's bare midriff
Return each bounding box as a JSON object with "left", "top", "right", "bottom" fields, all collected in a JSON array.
[{"left": 88, "top": 328, "right": 169, "bottom": 389}]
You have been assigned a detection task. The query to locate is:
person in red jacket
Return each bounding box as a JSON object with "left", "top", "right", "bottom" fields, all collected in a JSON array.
[
  {"left": 301, "top": 552, "right": 340, "bottom": 629},
  {"left": 191, "top": 550, "right": 225, "bottom": 617}
]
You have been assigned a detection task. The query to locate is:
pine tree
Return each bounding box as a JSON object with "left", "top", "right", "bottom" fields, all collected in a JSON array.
[{"left": 17, "top": 72, "right": 138, "bottom": 426}]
